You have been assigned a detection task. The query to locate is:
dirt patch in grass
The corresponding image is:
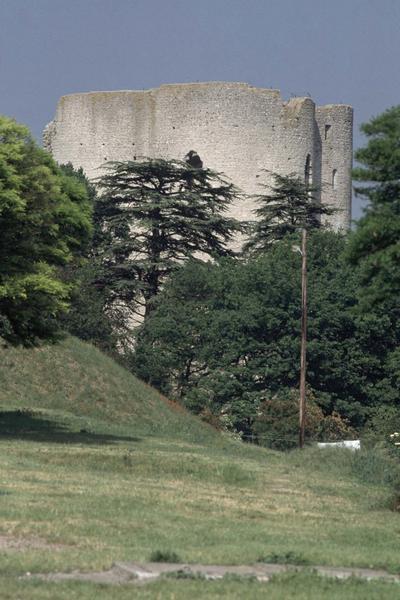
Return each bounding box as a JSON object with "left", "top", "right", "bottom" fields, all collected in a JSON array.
[{"left": 0, "top": 534, "right": 69, "bottom": 552}]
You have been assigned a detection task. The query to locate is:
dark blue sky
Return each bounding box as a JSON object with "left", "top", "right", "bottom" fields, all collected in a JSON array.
[{"left": 1, "top": 0, "right": 400, "bottom": 219}]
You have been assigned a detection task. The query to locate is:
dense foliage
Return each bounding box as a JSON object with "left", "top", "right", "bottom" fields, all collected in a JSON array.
[
  {"left": 0, "top": 116, "right": 92, "bottom": 343},
  {"left": 353, "top": 106, "right": 400, "bottom": 189},
  {"left": 348, "top": 105, "right": 400, "bottom": 310},
  {"left": 133, "top": 230, "right": 399, "bottom": 443},
  {"left": 55, "top": 165, "right": 117, "bottom": 352}
]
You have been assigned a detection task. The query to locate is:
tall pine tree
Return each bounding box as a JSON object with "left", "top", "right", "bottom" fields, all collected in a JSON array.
[
  {"left": 94, "top": 158, "right": 241, "bottom": 321},
  {"left": 244, "top": 172, "right": 334, "bottom": 254}
]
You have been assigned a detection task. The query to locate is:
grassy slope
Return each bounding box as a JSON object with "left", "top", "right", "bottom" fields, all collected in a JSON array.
[
  {"left": 0, "top": 336, "right": 217, "bottom": 441},
  {"left": 0, "top": 337, "right": 398, "bottom": 599}
]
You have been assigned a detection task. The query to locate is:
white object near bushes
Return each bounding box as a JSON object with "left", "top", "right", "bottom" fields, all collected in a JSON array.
[{"left": 317, "top": 440, "right": 361, "bottom": 451}]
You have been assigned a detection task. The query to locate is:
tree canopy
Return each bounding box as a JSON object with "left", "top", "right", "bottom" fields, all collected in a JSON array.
[
  {"left": 244, "top": 172, "right": 334, "bottom": 254},
  {"left": 353, "top": 105, "right": 400, "bottom": 190},
  {"left": 133, "top": 231, "right": 395, "bottom": 440},
  {"left": 0, "top": 116, "right": 92, "bottom": 343},
  {"left": 94, "top": 158, "right": 241, "bottom": 320},
  {"left": 348, "top": 106, "right": 400, "bottom": 310}
]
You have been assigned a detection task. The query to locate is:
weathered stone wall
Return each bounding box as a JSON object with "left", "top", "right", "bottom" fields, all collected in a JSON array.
[
  {"left": 44, "top": 82, "right": 353, "bottom": 230},
  {"left": 316, "top": 104, "right": 353, "bottom": 230}
]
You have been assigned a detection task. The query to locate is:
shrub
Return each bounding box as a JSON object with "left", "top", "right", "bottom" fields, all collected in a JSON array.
[
  {"left": 253, "top": 390, "right": 357, "bottom": 450},
  {"left": 149, "top": 550, "right": 181, "bottom": 563},
  {"left": 316, "top": 411, "right": 356, "bottom": 442},
  {"left": 362, "top": 405, "right": 400, "bottom": 443},
  {"left": 252, "top": 389, "right": 324, "bottom": 450}
]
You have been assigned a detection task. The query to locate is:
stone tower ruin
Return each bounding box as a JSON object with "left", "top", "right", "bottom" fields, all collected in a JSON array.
[{"left": 44, "top": 82, "right": 353, "bottom": 231}]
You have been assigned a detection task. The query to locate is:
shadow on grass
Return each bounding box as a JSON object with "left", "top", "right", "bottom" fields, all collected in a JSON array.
[{"left": 0, "top": 410, "right": 140, "bottom": 445}]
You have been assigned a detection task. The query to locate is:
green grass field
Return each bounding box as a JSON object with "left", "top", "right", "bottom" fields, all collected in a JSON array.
[{"left": 0, "top": 337, "right": 399, "bottom": 598}]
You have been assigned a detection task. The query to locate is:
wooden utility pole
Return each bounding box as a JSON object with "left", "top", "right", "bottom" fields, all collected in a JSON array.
[{"left": 299, "top": 228, "right": 307, "bottom": 449}]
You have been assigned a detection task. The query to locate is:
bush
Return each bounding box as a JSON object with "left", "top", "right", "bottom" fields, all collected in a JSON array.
[
  {"left": 253, "top": 390, "right": 356, "bottom": 450},
  {"left": 252, "top": 389, "right": 324, "bottom": 450},
  {"left": 149, "top": 550, "right": 181, "bottom": 563},
  {"left": 362, "top": 405, "right": 400, "bottom": 443},
  {"left": 317, "top": 411, "right": 356, "bottom": 442}
]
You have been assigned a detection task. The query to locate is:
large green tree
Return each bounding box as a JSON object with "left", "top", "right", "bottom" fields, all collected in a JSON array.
[
  {"left": 0, "top": 116, "right": 92, "bottom": 343},
  {"left": 94, "top": 158, "right": 241, "bottom": 321},
  {"left": 244, "top": 172, "right": 334, "bottom": 254},
  {"left": 348, "top": 106, "right": 400, "bottom": 309}
]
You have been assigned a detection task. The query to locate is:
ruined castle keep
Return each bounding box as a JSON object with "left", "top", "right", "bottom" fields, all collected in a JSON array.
[{"left": 44, "top": 82, "right": 353, "bottom": 230}]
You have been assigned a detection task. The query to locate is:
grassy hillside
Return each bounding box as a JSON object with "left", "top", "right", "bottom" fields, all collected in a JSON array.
[
  {"left": 0, "top": 337, "right": 399, "bottom": 599},
  {"left": 0, "top": 336, "right": 217, "bottom": 441}
]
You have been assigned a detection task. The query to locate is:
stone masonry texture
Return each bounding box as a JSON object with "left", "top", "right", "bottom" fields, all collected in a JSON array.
[{"left": 44, "top": 82, "right": 353, "bottom": 231}]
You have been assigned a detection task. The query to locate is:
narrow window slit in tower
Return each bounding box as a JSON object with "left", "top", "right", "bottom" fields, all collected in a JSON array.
[
  {"left": 325, "top": 124, "right": 331, "bottom": 140},
  {"left": 332, "top": 169, "right": 337, "bottom": 189},
  {"left": 305, "top": 154, "right": 312, "bottom": 187}
]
